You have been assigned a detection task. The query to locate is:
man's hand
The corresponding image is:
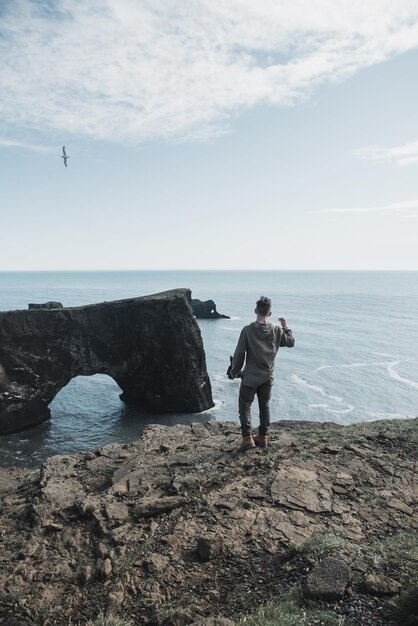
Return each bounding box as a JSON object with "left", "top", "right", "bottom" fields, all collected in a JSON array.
[
  {"left": 278, "top": 317, "right": 288, "bottom": 329},
  {"left": 227, "top": 356, "right": 243, "bottom": 379}
]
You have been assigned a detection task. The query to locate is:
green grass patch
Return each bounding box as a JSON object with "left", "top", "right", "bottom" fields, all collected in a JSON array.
[
  {"left": 361, "top": 531, "right": 418, "bottom": 576},
  {"left": 297, "top": 532, "right": 351, "bottom": 560},
  {"left": 297, "top": 530, "right": 418, "bottom": 576},
  {"left": 347, "top": 417, "right": 418, "bottom": 439}
]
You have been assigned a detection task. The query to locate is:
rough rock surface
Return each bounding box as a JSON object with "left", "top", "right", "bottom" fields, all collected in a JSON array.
[
  {"left": 28, "top": 301, "right": 63, "bottom": 310},
  {"left": 306, "top": 557, "right": 351, "bottom": 599},
  {"left": 0, "top": 289, "right": 213, "bottom": 434},
  {"left": 362, "top": 574, "right": 402, "bottom": 596},
  {"left": 191, "top": 299, "right": 230, "bottom": 319},
  {"left": 0, "top": 418, "right": 416, "bottom": 625}
]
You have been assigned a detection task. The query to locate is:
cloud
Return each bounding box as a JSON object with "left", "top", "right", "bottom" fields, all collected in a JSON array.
[
  {"left": 0, "top": 138, "right": 55, "bottom": 153},
  {"left": 354, "top": 140, "right": 418, "bottom": 166},
  {"left": 312, "top": 199, "right": 418, "bottom": 214},
  {"left": 1, "top": 0, "right": 418, "bottom": 144}
]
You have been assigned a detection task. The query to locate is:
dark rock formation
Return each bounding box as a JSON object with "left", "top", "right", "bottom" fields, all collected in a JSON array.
[
  {"left": 191, "top": 299, "right": 230, "bottom": 319},
  {"left": 0, "top": 289, "right": 213, "bottom": 434},
  {"left": 28, "top": 301, "right": 63, "bottom": 310}
]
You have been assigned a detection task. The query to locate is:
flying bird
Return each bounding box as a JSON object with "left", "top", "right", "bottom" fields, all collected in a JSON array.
[{"left": 61, "top": 146, "right": 69, "bottom": 167}]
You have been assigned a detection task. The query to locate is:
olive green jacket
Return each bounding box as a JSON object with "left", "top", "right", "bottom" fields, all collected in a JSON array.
[{"left": 230, "top": 321, "right": 294, "bottom": 387}]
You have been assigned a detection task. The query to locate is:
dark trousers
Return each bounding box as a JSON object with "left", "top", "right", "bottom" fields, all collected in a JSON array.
[{"left": 239, "top": 380, "right": 272, "bottom": 438}]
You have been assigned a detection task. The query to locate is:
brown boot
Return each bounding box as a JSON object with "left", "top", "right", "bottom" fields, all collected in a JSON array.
[
  {"left": 234, "top": 436, "right": 256, "bottom": 454},
  {"left": 254, "top": 434, "right": 268, "bottom": 449}
]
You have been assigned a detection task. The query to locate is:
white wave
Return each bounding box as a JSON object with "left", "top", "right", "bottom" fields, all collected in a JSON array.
[
  {"left": 291, "top": 374, "right": 328, "bottom": 397},
  {"left": 367, "top": 412, "right": 406, "bottom": 419},
  {"left": 325, "top": 405, "right": 354, "bottom": 415},
  {"left": 387, "top": 361, "right": 418, "bottom": 390},
  {"left": 211, "top": 373, "right": 230, "bottom": 381},
  {"left": 293, "top": 374, "right": 353, "bottom": 415},
  {"left": 373, "top": 352, "right": 398, "bottom": 358},
  {"left": 228, "top": 316, "right": 242, "bottom": 321},
  {"left": 202, "top": 398, "right": 224, "bottom": 413},
  {"left": 315, "top": 361, "right": 388, "bottom": 372},
  {"left": 309, "top": 403, "right": 329, "bottom": 409}
]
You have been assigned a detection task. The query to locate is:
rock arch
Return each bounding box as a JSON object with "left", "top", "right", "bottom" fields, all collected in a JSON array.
[{"left": 0, "top": 289, "right": 214, "bottom": 434}]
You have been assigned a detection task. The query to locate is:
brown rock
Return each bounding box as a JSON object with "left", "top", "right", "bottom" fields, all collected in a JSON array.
[
  {"left": 97, "top": 542, "right": 109, "bottom": 558},
  {"left": 197, "top": 536, "right": 223, "bottom": 562},
  {"left": 332, "top": 485, "right": 350, "bottom": 495},
  {"left": 247, "top": 489, "right": 265, "bottom": 500},
  {"left": 80, "top": 565, "right": 93, "bottom": 585},
  {"left": 362, "top": 574, "right": 402, "bottom": 596},
  {"left": 111, "top": 524, "right": 131, "bottom": 544},
  {"left": 73, "top": 496, "right": 99, "bottom": 517},
  {"left": 132, "top": 495, "right": 188, "bottom": 518},
  {"left": 144, "top": 554, "right": 170, "bottom": 574},
  {"left": 306, "top": 558, "right": 351, "bottom": 600},
  {"left": 103, "top": 558, "right": 113, "bottom": 578},
  {"left": 321, "top": 445, "right": 342, "bottom": 454},
  {"left": 105, "top": 501, "right": 130, "bottom": 523},
  {"left": 271, "top": 465, "right": 332, "bottom": 513},
  {"left": 387, "top": 499, "right": 413, "bottom": 516},
  {"left": 334, "top": 472, "right": 355, "bottom": 487},
  {"left": 96, "top": 557, "right": 113, "bottom": 579},
  {"left": 106, "top": 589, "right": 124, "bottom": 612}
]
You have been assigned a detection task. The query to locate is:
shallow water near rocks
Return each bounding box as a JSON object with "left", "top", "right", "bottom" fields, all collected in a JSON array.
[{"left": 0, "top": 270, "right": 417, "bottom": 467}]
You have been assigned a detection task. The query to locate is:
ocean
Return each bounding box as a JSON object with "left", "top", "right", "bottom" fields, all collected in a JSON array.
[{"left": 0, "top": 270, "right": 417, "bottom": 467}]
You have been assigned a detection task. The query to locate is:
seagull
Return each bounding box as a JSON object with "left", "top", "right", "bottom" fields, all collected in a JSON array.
[{"left": 61, "top": 145, "right": 69, "bottom": 167}]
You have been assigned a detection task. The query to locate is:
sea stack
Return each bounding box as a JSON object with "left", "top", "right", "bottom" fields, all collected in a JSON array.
[
  {"left": 0, "top": 289, "right": 214, "bottom": 434},
  {"left": 191, "top": 299, "right": 230, "bottom": 319}
]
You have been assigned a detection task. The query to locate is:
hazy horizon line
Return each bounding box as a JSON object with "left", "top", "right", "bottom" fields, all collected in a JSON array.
[{"left": 1, "top": 268, "right": 417, "bottom": 273}]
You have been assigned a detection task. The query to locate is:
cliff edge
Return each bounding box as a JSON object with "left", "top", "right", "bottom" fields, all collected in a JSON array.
[{"left": 0, "top": 417, "right": 416, "bottom": 625}]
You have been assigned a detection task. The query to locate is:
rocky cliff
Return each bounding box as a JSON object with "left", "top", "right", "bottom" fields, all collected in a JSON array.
[
  {"left": 0, "top": 418, "right": 416, "bottom": 625},
  {"left": 0, "top": 289, "right": 214, "bottom": 434}
]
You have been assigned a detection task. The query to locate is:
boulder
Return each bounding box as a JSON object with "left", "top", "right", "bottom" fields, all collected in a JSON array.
[
  {"left": 0, "top": 289, "right": 214, "bottom": 434},
  {"left": 191, "top": 299, "right": 230, "bottom": 319},
  {"left": 306, "top": 557, "right": 351, "bottom": 600},
  {"left": 361, "top": 574, "right": 402, "bottom": 596}
]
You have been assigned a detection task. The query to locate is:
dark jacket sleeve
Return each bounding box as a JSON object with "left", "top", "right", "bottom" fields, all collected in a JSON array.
[
  {"left": 280, "top": 327, "right": 295, "bottom": 348},
  {"left": 230, "top": 328, "right": 247, "bottom": 377}
]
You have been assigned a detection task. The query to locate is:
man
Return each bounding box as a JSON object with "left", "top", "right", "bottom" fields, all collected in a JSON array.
[{"left": 228, "top": 296, "right": 295, "bottom": 452}]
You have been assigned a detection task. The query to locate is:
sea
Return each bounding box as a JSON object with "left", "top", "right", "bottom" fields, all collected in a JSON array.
[{"left": 0, "top": 270, "right": 417, "bottom": 468}]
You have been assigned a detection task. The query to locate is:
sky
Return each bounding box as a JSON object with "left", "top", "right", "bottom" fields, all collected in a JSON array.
[{"left": 1, "top": 0, "right": 418, "bottom": 270}]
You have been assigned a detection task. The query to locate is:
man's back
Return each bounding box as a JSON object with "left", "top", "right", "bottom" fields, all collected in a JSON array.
[{"left": 231, "top": 320, "right": 294, "bottom": 387}]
